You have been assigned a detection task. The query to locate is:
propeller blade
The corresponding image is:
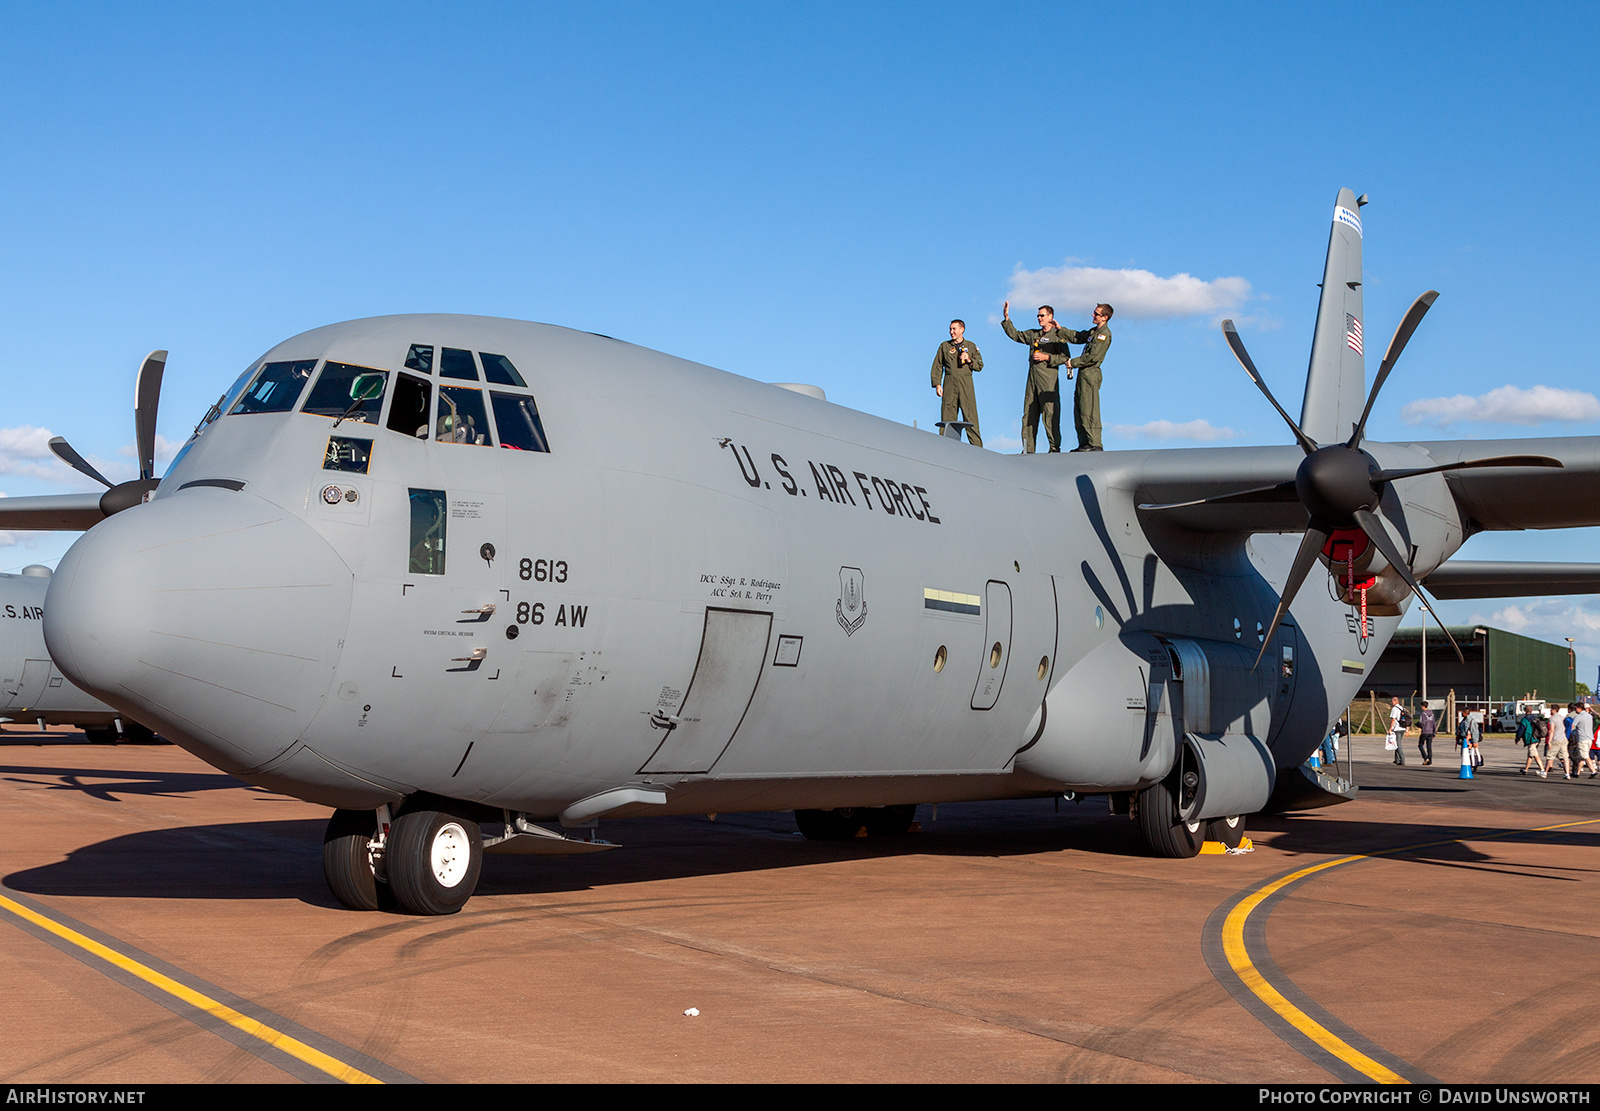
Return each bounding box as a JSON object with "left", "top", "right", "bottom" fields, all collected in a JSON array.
[
  {"left": 47, "top": 436, "right": 113, "bottom": 488},
  {"left": 1371, "top": 455, "right": 1564, "bottom": 484},
  {"left": 1346, "top": 291, "right": 1438, "bottom": 447},
  {"left": 1351, "top": 507, "right": 1465, "bottom": 662},
  {"left": 1221, "top": 321, "right": 1319, "bottom": 455},
  {"left": 1138, "top": 480, "right": 1298, "bottom": 512},
  {"left": 134, "top": 350, "right": 167, "bottom": 482},
  {"left": 1253, "top": 524, "right": 1329, "bottom": 670}
]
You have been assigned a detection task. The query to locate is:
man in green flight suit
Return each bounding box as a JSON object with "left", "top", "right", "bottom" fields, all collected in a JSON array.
[
  {"left": 1000, "top": 302, "right": 1069, "bottom": 453},
  {"left": 930, "top": 319, "right": 983, "bottom": 446},
  {"left": 1053, "top": 303, "right": 1113, "bottom": 451}
]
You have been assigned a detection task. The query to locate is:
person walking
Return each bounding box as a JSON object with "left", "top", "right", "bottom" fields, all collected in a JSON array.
[
  {"left": 1550, "top": 705, "right": 1574, "bottom": 779},
  {"left": 1572, "top": 703, "right": 1597, "bottom": 778},
  {"left": 1518, "top": 709, "right": 1547, "bottom": 776},
  {"left": 1388, "top": 696, "right": 1406, "bottom": 765},
  {"left": 930, "top": 319, "right": 983, "bottom": 446},
  {"left": 1417, "top": 702, "right": 1436, "bottom": 766}
]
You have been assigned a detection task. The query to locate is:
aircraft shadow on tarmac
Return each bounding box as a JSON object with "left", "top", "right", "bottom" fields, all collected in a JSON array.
[
  {"left": 1252, "top": 815, "right": 1600, "bottom": 879},
  {"left": 0, "top": 763, "right": 276, "bottom": 803},
  {"left": 8, "top": 802, "right": 1597, "bottom": 911},
  {"left": 1, "top": 803, "right": 1172, "bottom": 909}
]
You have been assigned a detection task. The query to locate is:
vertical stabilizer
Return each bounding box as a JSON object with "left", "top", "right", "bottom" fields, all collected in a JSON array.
[{"left": 1298, "top": 188, "right": 1366, "bottom": 444}]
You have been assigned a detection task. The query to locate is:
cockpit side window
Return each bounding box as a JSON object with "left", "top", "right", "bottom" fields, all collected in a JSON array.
[
  {"left": 387, "top": 373, "right": 432, "bottom": 439},
  {"left": 230, "top": 360, "right": 317, "bottom": 415},
  {"left": 408, "top": 488, "right": 447, "bottom": 575},
  {"left": 490, "top": 392, "right": 550, "bottom": 452},
  {"left": 480, "top": 353, "right": 527, "bottom": 387},
  {"left": 404, "top": 344, "right": 434, "bottom": 373},
  {"left": 436, "top": 386, "right": 494, "bottom": 446},
  {"left": 440, "top": 348, "right": 479, "bottom": 381},
  {"left": 301, "top": 362, "right": 390, "bottom": 424}
]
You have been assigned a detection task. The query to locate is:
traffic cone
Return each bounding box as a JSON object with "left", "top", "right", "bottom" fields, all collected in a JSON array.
[{"left": 1458, "top": 744, "right": 1474, "bottom": 779}]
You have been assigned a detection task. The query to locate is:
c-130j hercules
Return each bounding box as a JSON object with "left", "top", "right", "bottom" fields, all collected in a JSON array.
[{"left": 7, "top": 187, "right": 1598, "bottom": 915}]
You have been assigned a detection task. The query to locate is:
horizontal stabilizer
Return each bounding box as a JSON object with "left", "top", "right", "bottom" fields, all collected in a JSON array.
[{"left": 1422, "top": 561, "right": 1600, "bottom": 599}]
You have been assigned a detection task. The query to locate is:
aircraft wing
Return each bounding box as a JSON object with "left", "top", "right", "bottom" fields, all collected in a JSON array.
[
  {"left": 1426, "top": 437, "right": 1600, "bottom": 530},
  {"left": 1119, "top": 444, "right": 1307, "bottom": 534},
  {"left": 0, "top": 493, "right": 107, "bottom": 531},
  {"left": 1422, "top": 561, "right": 1600, "bottom": 599}
]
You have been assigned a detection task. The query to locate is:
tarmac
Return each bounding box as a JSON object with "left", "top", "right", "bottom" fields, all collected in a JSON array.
[{"left": 0, "top": 725, "right": 1596, "bottom": 1084}]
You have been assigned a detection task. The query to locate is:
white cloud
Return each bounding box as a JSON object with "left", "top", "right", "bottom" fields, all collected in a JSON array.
[
  {"left": 1400, "top": 385, "right": 1600, "bottom": 429},
  {"left": 0, "top": 425, "right": 68, "bottom": 481},
  {"left": 1110, "top": 418, "right": 1238, "bottom": 442},
  {"left": 1007, "top": 263, "right": 1251, "bottom": 320}
]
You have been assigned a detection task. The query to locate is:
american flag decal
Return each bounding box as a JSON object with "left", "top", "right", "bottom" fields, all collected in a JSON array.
[{"left": 1346, "top": 313, "right": 1363, "bottom": 355}]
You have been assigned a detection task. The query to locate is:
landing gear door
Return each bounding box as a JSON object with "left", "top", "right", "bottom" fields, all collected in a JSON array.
[
  {"left": 971, "top": 580, "right": 1013, "bottom": 711},
  {"left": 640, "top": 607, "right": 773, "bottom": 774}
]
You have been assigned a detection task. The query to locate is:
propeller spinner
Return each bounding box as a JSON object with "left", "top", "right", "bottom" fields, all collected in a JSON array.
[{"left": 1145, "top": 293, "right": 1562, "bottom": 668}]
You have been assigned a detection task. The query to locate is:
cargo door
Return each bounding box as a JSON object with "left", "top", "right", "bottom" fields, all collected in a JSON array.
[
  {"left": 971, "top": 580, "right": 1013, "bottom": 711},
  {"left": 640, "top": 607, "right": 773, "bottom": 774}
]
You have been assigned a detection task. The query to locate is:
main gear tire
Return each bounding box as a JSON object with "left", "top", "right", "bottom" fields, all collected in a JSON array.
[
  {"left": 1136, "top": 776, "right": 1205, "bottom": 858},
  {"left": 387, "top": 808, "right": 482, "bottom": 916},
  {"left": 1208, "top": 814, "right": 1246, "bottom": 849},
  {"left": 322, "top": 808, "right": 391, "bottom": 911},
  {"left": 794, "top": 808, "right": 868, "bottom": 841}
]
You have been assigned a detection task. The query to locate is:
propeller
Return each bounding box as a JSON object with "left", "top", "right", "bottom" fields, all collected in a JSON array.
[
  {"left": 1144, "top": 293, "right": 1564, "bottom": 668},
  {"left": 47, "top": 350, "right": 167, "bottom": 514}
]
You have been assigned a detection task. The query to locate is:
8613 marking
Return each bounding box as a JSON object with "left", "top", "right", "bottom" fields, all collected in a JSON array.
[{"left": 519, "top": 558, "right": 568, "bottom": 583}]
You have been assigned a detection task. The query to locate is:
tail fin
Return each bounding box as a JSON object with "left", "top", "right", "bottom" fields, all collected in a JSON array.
[{"left": 1297, "top": 188, "right": 1366, "bottom": 444}]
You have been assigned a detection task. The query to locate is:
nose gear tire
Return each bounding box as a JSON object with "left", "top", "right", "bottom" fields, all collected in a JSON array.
[
  {"left": 322, "top": 808, "right": 393, "bottom": 912},
  {"left": 388, "top": 809, "right": 483, "bottom": 915}
]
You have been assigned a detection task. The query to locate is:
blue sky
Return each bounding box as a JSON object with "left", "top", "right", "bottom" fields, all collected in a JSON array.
[{"left": 3, "top": 2, "right": 1599, "bottom": 680}]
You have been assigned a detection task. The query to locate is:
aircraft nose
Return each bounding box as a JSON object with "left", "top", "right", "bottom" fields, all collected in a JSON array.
[{"left": 46, "top": 488, "right": 354, "bottom": 775}]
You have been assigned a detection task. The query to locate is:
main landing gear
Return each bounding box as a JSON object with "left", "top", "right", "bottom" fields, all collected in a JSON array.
[
  {"left": 323, "top": 803, "right": 484, "bottom": 915},
  {"left": 1134, "top": 772, "right": 1246, "bottom": 857}
]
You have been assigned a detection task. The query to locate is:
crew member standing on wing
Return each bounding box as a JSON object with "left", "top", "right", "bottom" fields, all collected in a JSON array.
[
  {"left": 931, "top": 319, "right": 983, "bottom": 446},
  {"left": 1055, "top": 303, "right": 1113, "bottom": 451},
  {"left": 1001, "top": 302, "right": 1068, "bottom": 453}
]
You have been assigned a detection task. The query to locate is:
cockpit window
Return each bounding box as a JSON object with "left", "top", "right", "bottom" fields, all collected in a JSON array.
[
  {"left": 480, "top": 353, "right": 527, "bottom": 387},
  {"left": 230, "top": 360, "right": 317, "bottom": 415},
  {"left": 387, "top": 373, "right": 432, "bottom": 439},
  {"left": 440, "top": 347, "right": 479, "bottom": 381},
  {"left": 436, "top": 386, "right": 494, "bottom": 446},
  {"left": 301, "top": 362, "right": 390, "bottom": 424},
  {"left": 404, "top": 344, "right": 434, "bottom": 373},
  {"left": 408, "top": 488, "right": 447, "bottom": 575},
  {"left": 491, "top": 392, "right": 550, "bottom": 452}
]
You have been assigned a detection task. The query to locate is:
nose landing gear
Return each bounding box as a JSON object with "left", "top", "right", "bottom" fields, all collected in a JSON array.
[{"left": 322, "top": 803, "right": 484, "bottom": 915}]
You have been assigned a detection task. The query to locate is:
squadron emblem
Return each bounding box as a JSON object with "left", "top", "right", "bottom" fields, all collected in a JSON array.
[{"left": 836, "top": 566, "right": 867, "bottom": 636}]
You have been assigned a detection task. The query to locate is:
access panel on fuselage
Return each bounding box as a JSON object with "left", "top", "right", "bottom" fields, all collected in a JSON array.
[{"left": 970, "top": 580, "right": 1013, "bottom": 710}]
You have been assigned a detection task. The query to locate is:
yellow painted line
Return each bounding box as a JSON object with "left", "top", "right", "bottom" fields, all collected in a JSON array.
[
  {"left": 1222, "top": 854, "right": 1405, "bottom": 1083},
  {"left": 0, "top": 891, "right": 381, "bottom": 1084},
  {"left": 1223, "top": 815, "right": 1600, "bottom": 1084}
]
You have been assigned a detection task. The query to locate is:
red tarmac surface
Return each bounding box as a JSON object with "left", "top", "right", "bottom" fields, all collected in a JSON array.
[{"left": 0, "top": 726, "right": 1596, "bottom": 1084}]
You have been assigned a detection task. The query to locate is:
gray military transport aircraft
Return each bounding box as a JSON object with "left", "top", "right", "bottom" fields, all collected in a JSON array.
[
  {"left": 0, "top": 564, "right": 155, "bottom": 741},
  {"left": 5, "top": 187, "right": 1599, "bottom": 916}
]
